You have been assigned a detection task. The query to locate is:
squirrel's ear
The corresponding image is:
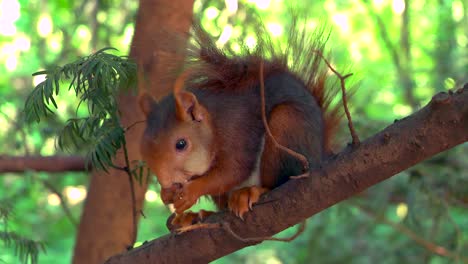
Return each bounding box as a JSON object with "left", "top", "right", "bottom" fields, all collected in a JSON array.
[
  {"left": 174, "top": 91, "right": 204, "bottom": 122},
  {"left": 173, "top": 69, "right": 205, "bottom": 122},
  {"left": 138, "top": 93, "right": 156, "bottom": 117}
]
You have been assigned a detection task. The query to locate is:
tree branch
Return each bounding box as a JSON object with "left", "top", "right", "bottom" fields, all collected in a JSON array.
[
  {"left": 106, "top": 87, "right": 468, "bottom": 263},
  {"left": 0, "top": 155, "right": 86, "bottom": 173}
]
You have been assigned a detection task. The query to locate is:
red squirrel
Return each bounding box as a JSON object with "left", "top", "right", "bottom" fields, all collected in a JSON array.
[{"left": 139, "top": 22, "right": 341, "bottom": 227}]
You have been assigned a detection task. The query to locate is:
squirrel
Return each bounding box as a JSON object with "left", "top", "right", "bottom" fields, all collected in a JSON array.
[{"left": 139, "top": 21, "right": 342, "bottom": 229}]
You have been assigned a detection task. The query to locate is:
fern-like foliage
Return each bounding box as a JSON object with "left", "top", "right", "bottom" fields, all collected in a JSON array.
[
  {"left": 0, "top": 231, "right": 46, "bottom": 264},
  {"left": 1, "top": 203, "right": 45, "bottom": 264},
  {"left": 24, "top": 47, "right": 137, "bottom": 171}
]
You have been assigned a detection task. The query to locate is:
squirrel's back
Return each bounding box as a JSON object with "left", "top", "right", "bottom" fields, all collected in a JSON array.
[{"left": 183, "top": 21, "right": 342, "bottom": 154}]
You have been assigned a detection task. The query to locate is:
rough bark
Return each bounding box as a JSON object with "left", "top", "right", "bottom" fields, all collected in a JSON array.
[
  {"left": 72, "top": 1, "right": 194, "bottom": 264},
  {"left": 105, "top": 86, "right": 468, "bottom": 264},
  {"left": 0, "top": 155, "right": 85, "bottom": 173}
]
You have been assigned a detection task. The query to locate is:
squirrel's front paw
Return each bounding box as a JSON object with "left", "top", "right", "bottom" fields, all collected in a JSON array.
[
  {"left": 228, "top": 186, "right": 268, "bottom": 219},
  {"left": 172, "top": 181, "right": 202, "bottom": 213}
]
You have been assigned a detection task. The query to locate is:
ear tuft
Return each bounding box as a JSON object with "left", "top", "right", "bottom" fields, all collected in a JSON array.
[{"left": 138, "top": 93, "right": 156, "bottom": 117}]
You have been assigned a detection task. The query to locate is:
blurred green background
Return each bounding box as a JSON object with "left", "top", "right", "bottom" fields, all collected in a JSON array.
[{"left": 0, "top": 0, "right": 467, "bottom": 263}]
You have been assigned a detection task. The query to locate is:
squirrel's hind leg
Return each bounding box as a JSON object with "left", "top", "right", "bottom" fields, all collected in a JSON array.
[{"left": 260, "top": 103, "right": 322, "bottom": 188}]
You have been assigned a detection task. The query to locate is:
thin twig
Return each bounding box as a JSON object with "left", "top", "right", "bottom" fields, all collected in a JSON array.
[
  {"left": 222, "top": 221, "right": 306, "bottom": 243},
  {"left": 0, "top": 109, "right": 30, "bottom": 155},
  {"left": 175, "top": 223, "right": 221, "bottom": 234},
  {"left": 40, "top": 179, "right": 78, "bottom": 228},
  {"left": 309, "top": 50, "right": 360, "bottom": 146},
  {"left": 125, "top": 120, "right": 146, "bottom": 132},
  {"left": 259, "top": 61, "right": 310, "bottom": 171},
  {"left": 121, "top": 136, "right": 137, "bottom": 246},
  {"left": 108, "top": 164, "right": 127, "bottom": 171}
]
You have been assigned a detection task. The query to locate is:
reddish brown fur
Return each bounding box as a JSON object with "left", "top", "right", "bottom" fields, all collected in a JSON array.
[
  {"left": 139, "top": 19, "right": 345, "bottom": 221},
  {"left": 185, "top": 22, "right": 342, "bottom": 154},
  {"left": 260, "top": 103, "right": 323, "bottom": 188}
]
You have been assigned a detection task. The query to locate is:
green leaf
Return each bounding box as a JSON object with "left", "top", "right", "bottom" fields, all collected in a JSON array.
[{"left": 31, "top": 70, "right": 48, "bottom": 76}]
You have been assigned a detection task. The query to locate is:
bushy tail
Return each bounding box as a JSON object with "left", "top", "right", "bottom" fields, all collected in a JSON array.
[{"left": 183, "top": 19, "right": 344, "bottom": 153}]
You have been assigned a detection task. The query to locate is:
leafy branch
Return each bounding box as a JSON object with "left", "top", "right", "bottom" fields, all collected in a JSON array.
[
  {"left": 23, "top": 47, "right": 147, "bottom": 246},
  {"left": 0, "top": 231, "right": 46, "bottom": 264},
  {"left": 24, "top": 47, "right": 137, "bottom": 171},
  {"left": 1, "top": 202, "right": 45, "bottom": 264}
]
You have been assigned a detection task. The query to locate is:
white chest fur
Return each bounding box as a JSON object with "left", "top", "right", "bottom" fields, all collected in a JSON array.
[{"left": 235, "top": 135, "right": 265, "bottom": 189}]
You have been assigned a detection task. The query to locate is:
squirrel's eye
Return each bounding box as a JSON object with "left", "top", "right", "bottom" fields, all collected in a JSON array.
[{"left": 175, "top": 139, "right": 187, "bottom": 151}]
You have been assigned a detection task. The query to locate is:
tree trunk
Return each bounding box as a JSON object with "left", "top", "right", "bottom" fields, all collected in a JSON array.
[{"left": 72, "top": 1, "right": 194, "bottom": 263}]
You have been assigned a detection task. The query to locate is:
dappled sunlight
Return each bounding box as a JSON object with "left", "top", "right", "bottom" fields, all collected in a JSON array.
[
  {"left": 1, "top": 43, "right": 15, "bottom": 71},
  {"left": 376, "top": 90, "right": 396, "bottom": 104},
  {"left": 349, "top": 42, "right": 363, "bottom": 61},
  {"left": 32, "top": 73, "right": 46, "bottom": 87},
  {"left": 64, "top": 186, "right": 87, "bottom": 205},
  {"left": 0, "top": 34, "right": 30, "bottom": 72},
  {"left": 47, "top": 193, "right": 61, "bottom": 206},
  {"left": 0, "top": 102, "right": 14, "bottom": 133},
  {"left": 121, "top": 25, "right": 134, "bottom": 48},
  {"left": 452, "top": 1, "right": 463, "bottom": 21},
  {"left": 205, "top": 6, "right": 220, "bottom": 20},
  {"left": 75, "top": 25, "right": 92, "bottom": 52},
  {"left": 396, "top": 203, "right": 408, "bottom": 220},
  {"left": 5, "top": 55, "right": 16, "bottom": 71},
  {"left": 266, "top": 22, "right": 282, "bottom": 37},
  {"left": 216, "top": 24, "right": 233, "bottom": 47},
  {"left": 245, "top": 249, "right": 283, "bottom": 264},
  {"left": 457, "top": 34, "right": 467, "bottom": 48},
  {"left": 37, "top": 14, "right": 53, "bottom": 37},
  {"left": 392, "top": 104, "right": 412, "bottom": 117},
  {"left": 392, "top": 0, "right": 405, "bottom": 15},
  {"left": 331, "top": 13, "right": 350, "bottom": 34},
  {"left": 245, "top": 35, "right": 256, "bottom": 49},
  {"left": 48, "top": 31, "right": 63, "bottom": 52},
  {"left": 145, "top": 190, "right": 158, "bottom": 202},
  {"left": 14, "top": 34, "right": 30, "bottom": 51},
  {"left": 41, "top": 138, "right": 56, "bottom": 156},
  {"left": 0, "top": 0, "right": 20, "bottom": 36},
  {"left": 225, "top": 0, "right": 238, "bottom": 15},
  {"left": 246, "top": 0, "right": 271, "bottom": 10},
  {"left": 372, "top": 0, "right": 385, "bottom": 10}
]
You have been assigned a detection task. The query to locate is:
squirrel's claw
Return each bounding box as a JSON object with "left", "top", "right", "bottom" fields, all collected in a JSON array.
[{"left": 228, "top": 186, "right": 268, "bottom": 219}]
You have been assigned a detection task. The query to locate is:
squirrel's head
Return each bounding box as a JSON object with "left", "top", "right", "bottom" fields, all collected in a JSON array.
[{"left": 138, "top": 88, "right": 215, "bottom": 199}]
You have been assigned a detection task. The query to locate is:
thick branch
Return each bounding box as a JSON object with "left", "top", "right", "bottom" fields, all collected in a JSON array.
[
  {"left": 106, "top": 87, "right": 468, "bottom": 264},
  {"left": 0, "top": 155, "right": 86, "bottom": 173}
]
